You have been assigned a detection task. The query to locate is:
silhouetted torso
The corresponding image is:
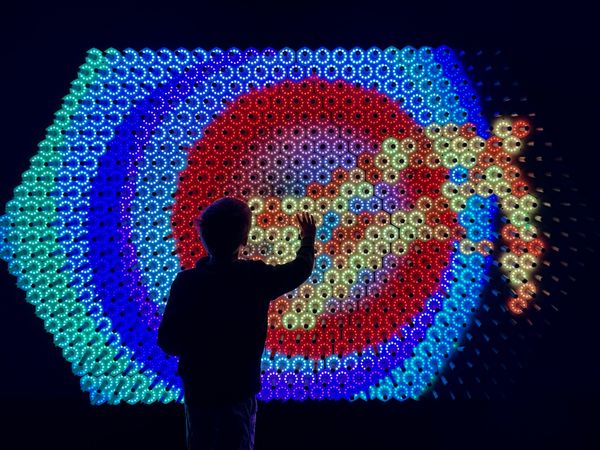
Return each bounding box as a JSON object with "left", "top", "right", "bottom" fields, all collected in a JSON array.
[{"left": 158, "top": 239, "right": 314, "bottom": 404}]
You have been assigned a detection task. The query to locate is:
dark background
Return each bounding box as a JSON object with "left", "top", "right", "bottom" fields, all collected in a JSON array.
[{"left": 1, "top": 2, "right": 598, "bottom": 449}]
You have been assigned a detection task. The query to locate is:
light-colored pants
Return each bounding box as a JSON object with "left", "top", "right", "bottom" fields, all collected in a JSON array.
[{"left": 185, "top": 396, "right": 257, "bottom": 450}]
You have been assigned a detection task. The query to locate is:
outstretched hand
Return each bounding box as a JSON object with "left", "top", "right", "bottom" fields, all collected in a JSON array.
[{"left": 296, "top": 212, "right": 316, "bottom": 241}]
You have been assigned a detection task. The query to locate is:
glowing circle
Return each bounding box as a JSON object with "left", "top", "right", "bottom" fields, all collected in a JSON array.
[{"left": 0, "top": 47, "right": 544, "bottom": 404}]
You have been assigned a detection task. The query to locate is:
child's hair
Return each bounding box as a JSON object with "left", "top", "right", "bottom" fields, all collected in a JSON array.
[{"left": 194, "top": 197, "right": 252, "bottom": 257}]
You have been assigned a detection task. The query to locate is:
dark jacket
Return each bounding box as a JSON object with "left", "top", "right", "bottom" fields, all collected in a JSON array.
[{"left": 157, "top": 236, "right": 315, "bottom": 404}]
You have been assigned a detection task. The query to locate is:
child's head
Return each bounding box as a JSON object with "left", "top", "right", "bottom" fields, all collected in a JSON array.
[{"left": 194, "top": 197, "right": 252, "bottom": 258}]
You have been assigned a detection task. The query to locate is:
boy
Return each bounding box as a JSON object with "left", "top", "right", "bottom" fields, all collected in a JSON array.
[{"left": 157, "top": 197, "right": 316, "bottom": 450}]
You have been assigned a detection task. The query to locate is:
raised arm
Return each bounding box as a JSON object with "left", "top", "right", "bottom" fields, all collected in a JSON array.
[{"left": 259, "top": 212, "right": 316, "bottom": 301}]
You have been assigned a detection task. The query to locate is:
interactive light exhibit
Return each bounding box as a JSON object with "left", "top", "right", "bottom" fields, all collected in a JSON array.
[{"left": 0, "top": 46, "right": 546, "bottom": 404}]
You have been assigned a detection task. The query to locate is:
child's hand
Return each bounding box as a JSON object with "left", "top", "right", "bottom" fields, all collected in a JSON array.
[{"left": 296, "top": 212, "right": 316, "bottom": 241}]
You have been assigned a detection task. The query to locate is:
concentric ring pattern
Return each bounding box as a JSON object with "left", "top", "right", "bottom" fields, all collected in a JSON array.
[{"left": 0, "top": 47, "right": 544, "bottom": 404}]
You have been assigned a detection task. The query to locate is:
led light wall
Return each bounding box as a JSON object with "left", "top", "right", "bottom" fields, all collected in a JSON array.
[{"left": 0, "top": 47, "right": 544, "bottom": 404}]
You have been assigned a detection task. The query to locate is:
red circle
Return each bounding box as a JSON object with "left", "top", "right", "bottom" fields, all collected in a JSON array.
[{"left": 172, "top": 78, "right": 458, "bottom": 358}]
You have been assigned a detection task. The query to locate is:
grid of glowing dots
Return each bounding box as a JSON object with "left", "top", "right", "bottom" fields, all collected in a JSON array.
[{"left": 0, "top": 47, "right": 545, "bottom": 404}]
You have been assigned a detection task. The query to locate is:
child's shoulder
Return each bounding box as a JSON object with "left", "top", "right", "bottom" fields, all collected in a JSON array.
[
  {"left": 187, "top": 257, "right": 267, "bottom": 273},
  {"left": 235, "top": 259, "right": 270, "bottom": 277},
  {"left": 238, "top": 258, "right": 267, "bottom": 270}
]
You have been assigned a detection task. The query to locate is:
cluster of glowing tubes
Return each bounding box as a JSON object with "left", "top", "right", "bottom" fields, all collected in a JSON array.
[{"left": 0, "top": 47, "right": 544, "bottom": 404}]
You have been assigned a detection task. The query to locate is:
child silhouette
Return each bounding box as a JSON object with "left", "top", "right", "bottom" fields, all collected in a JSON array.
[{"left": 158, "top": 197, "right": 316, "bottom": 450}]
